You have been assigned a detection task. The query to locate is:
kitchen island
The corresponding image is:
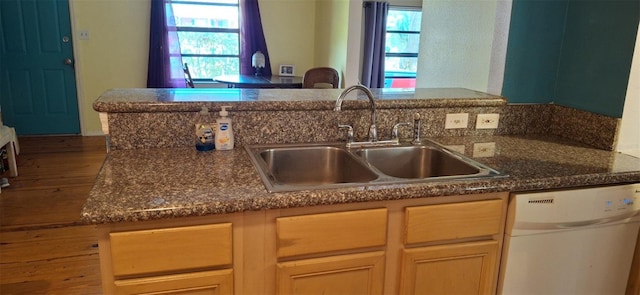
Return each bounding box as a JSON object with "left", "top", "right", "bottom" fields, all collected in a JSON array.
[{"left": 85, "top": 88, "right": 640, "bottom": 294}]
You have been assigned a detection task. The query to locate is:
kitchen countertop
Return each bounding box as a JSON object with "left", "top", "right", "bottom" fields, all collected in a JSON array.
[
  {"left": 81, "top": 134, "right": 640, "bottom": 224},
  {"left": 93, "top": 88, "right": 507, "bottom": 113}
]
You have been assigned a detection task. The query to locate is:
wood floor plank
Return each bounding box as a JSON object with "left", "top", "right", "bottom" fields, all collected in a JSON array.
[
  {"left": 16, "top": 136, "right": 107, "bottom": 154},
  {"left": 0, "top": 185, "right": 94, "bottom": 229},
  {"left": 0, "top": 136, "right": 106, "bottom": 294},
  {"left": 3, "top": 176, "right": 100, "bottom": 191},
  {"left": 0, "top": 225, "right": 98, "bottom": 263},
  {"left": 0, "top": 253, "right": 102, "bottom": 294},
  {"left": 8, "top": 153, "right": 106, "bottom": 180}
]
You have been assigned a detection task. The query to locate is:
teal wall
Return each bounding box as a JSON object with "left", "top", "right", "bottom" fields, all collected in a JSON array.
[
  {"left": 502, "top": 0, "right": 639, "bottom": 118},
  {"left": 502, "top": 0, "right": 568, "bottom": 104}
]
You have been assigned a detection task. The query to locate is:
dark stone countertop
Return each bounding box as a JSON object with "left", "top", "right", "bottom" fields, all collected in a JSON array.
[
  {"left": 92, "top": 88, "right": 507, "bottom": 113},
  {"left": 81, "top": 134, "right": 640, "bottom": 224}
]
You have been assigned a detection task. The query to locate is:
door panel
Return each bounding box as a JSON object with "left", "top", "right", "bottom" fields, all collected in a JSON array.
[
  {"left": 399, "top": 241, "right": 499, "bottom": 295},
  {"left": 277, "top": 251, "right": 386, "bottom": 295},
  {"left": 0, "top": 0, "right": 80, "bottom": 135}
]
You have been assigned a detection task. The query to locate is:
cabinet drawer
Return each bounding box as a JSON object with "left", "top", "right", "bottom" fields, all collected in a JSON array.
[
  {"left": 277, "top": 208, "right": 387, "bottom": 258},
  {"left": 110, "top": 223, "right": 232, "bottom": 277},
  {"left": 114, "top": 269, "right": 233, "bottom": 295},
  {"left": 405, "top": 199, "right": 503, "bottom": 244}
]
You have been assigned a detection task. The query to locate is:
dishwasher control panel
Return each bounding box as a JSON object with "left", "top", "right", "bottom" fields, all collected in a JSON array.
[
  {"left": 509, "top": 183, "right": 640, "bottom": 235},
  {"left": 604, "top": 194, "right": 636, "bottom": 213}
]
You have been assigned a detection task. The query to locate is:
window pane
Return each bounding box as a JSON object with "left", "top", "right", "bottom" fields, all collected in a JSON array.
[
  {"left": 182, "top": 56, "right": 239, "bottom": 79},
  {"left": 172, "top": 3, "right": 238, "bottom": 29},
  {"left": 386, "top": 9, "right": 421, "bottom": 31},
  {"left": 385, "top": 33, "right": 420, "bottom": 54},
  {"left": 384, "top": 57, "right": 418, "bottom": 76},
  {"left": 177, "top": 32, "right": 239, "bottom": 55},
  {"left": 176, "top": 0, "right": 237, "bottom": 3}
]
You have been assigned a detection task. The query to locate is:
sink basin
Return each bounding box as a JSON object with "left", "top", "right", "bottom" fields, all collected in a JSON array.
[
  {"left": 246, "top": 142, "right": 503, "bottom": 192},
  {"left": 354, "top": 146, "right": 482, "bottom": 179},
  {"left": 257, "top": 146, "right": 378, "bottom": 186}
]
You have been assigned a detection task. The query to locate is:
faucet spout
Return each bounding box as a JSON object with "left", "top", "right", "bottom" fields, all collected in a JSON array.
[{"left": 335, "top": 85, "right": 378, "bottom": 142}]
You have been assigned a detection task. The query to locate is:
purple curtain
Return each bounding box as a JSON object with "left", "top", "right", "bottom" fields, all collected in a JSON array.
[
  {"left": 361, "top": 1, "right": 388, "bottom": 88},
  {"left": 240, "top": 0, "right": 272, "bottom": 76},
  {"left": 147, "top": 0, "right": 187, "bottom": 88}
]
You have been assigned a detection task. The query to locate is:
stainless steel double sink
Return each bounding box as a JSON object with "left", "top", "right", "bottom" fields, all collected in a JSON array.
[{"left": 245, "top": 141, "right": 503, "bottom": 192}]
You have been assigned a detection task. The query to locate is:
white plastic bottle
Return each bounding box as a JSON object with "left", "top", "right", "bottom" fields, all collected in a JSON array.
[{"left": 215, "top": 106, "right": 234, "bottom": 150}]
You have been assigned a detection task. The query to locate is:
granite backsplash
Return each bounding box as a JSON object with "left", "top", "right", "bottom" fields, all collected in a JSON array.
[
  {"left": 104, "top": 104, "right": 618, "bottom": 151},
  {"left": 96, "top": 88, "right": 619, "bottom": 151}
]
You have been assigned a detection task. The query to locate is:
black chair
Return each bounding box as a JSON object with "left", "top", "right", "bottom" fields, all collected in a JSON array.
[{"left": 183, "top": 63, "right": 195, "bottom": 88}]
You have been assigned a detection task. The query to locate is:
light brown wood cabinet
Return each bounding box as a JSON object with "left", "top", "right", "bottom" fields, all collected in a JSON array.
[
  {"left": 96, "top": 193, "right": 508, "bottom": 295},
  {"left": 277, "top": 251, "right": 386, "bottom": 295},
  {"left": 275, "top": 209, "right": 388, "bottom": 294},
  {"left": 114, "top": 269, "right": 234, "bottom": 295},
  {"left": 399, "top": 200, "right": 504, "bottom": 295},
  {"left": 399, "top": 241, "right": 499, "bottom": 294},
  {"left": 98, "top": 220, "right": 237, "bottom": 295}
]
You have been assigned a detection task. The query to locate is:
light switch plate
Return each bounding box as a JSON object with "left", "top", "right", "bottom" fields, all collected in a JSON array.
[
  {"left": 476, "top": 113, "right": 500, "bottom": 129},
  {"left": 445, "top": 113, "right": 469, "bottom": 129}
]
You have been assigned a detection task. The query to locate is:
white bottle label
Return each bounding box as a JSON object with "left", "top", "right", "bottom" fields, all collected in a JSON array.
[{"left": 216, "top": 122, "right": 233, "bottom": 149}]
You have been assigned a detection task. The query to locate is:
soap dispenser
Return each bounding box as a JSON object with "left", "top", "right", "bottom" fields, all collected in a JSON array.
[
  {"left": 215, "top": 106, "right": 234, "bottom": 150},
  {"left": 194, "top": 106, "right": 215, "bottom": 151}
]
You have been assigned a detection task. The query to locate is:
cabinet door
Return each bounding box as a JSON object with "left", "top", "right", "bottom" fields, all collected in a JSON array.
[
  {"left": 114, "top": 269, "right": 233, "bottom": 295},
  {"left": 277, "top": 251, "right": 385, "bottom": 295},
  {"left": 399, "top": 241, "right": 498, "bottom": 295}
]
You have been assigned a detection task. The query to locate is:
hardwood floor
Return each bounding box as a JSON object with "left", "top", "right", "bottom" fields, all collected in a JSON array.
[{"left": 0, "top": 136, "right": 107, "bottom": 294}]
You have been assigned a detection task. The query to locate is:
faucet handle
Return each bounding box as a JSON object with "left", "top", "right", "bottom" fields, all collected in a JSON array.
[
  {"left": 392, "top": 122, "right": 412, "bottom": 141},
  {"left": 338, "top": 124, "right": 354, "bottom": 145},
  {"left": 412, "top": 112, "right": 422, "bottom": 145}
]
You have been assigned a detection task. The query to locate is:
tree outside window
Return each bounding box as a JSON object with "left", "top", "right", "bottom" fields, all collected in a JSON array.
[
  {"left": 171, "top": 0, "right": 240, "bottom": 79},
  {"left": 385, "top": 8, "right": 422, "bottom": 88}
]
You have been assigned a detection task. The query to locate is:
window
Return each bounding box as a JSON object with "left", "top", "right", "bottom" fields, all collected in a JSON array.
[
  {"left": 171, "top": 0, "right": 240, "bottom": 80},
  {"left": 384, "top": 7, "right": 422, "bottom": 88}
]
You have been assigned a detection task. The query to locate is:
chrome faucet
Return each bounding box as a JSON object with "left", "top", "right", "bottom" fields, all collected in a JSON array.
[{"left": 334, "top": 84, "right": 378, "bottom": 142}]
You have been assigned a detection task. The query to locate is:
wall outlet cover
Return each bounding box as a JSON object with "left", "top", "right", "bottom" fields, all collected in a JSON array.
[
  {"left": 473, "top": 142, "right": 496, "bottom": 157},
  {"left": 476, "top": 113, "right": 500, "bottom": 129},
  {"left": 445, "top": 113, "right": 469, "bottom": 129},
  {"left": 78, "top": 30, "right": 90, "bottom": 40}
]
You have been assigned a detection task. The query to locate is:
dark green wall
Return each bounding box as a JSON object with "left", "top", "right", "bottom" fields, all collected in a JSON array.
[
  {"left": 502, "top": 0, "right": 639, "bottom": 118},
  {"left": 502, "top": 0, "right": 568, "bottom": 104}
]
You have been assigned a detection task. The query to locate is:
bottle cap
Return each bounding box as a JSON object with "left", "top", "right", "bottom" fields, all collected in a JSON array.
[{"left": 220, "top": 106, "right": 231, "bottom": 117}]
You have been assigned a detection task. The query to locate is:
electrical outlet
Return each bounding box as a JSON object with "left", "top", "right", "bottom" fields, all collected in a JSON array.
[
  {"left": 473, "top": 142, "right": 496, "bottom": 157},
  {"left": 476, "top": 113, "right": 500, "bottom": 129},
  {"left": 445, "top": 113, "right": 469, "bottom": 129},
  {"left": 78, "top": 30, "right": 90, "bottom": 40}
]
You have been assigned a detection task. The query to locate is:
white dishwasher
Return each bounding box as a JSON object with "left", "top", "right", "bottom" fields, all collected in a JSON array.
[{"left": 499, "top": 183, "right": 640, "bottom": 295}]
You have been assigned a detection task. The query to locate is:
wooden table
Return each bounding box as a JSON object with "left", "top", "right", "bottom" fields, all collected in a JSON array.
[{"left": 214, "top": 75, "right": 303, "bottom": 88}]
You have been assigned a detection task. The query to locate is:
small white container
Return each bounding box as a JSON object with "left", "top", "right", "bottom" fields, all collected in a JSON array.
[{"left": 215, "top": 106, "right": 234, "bottom": 150}]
